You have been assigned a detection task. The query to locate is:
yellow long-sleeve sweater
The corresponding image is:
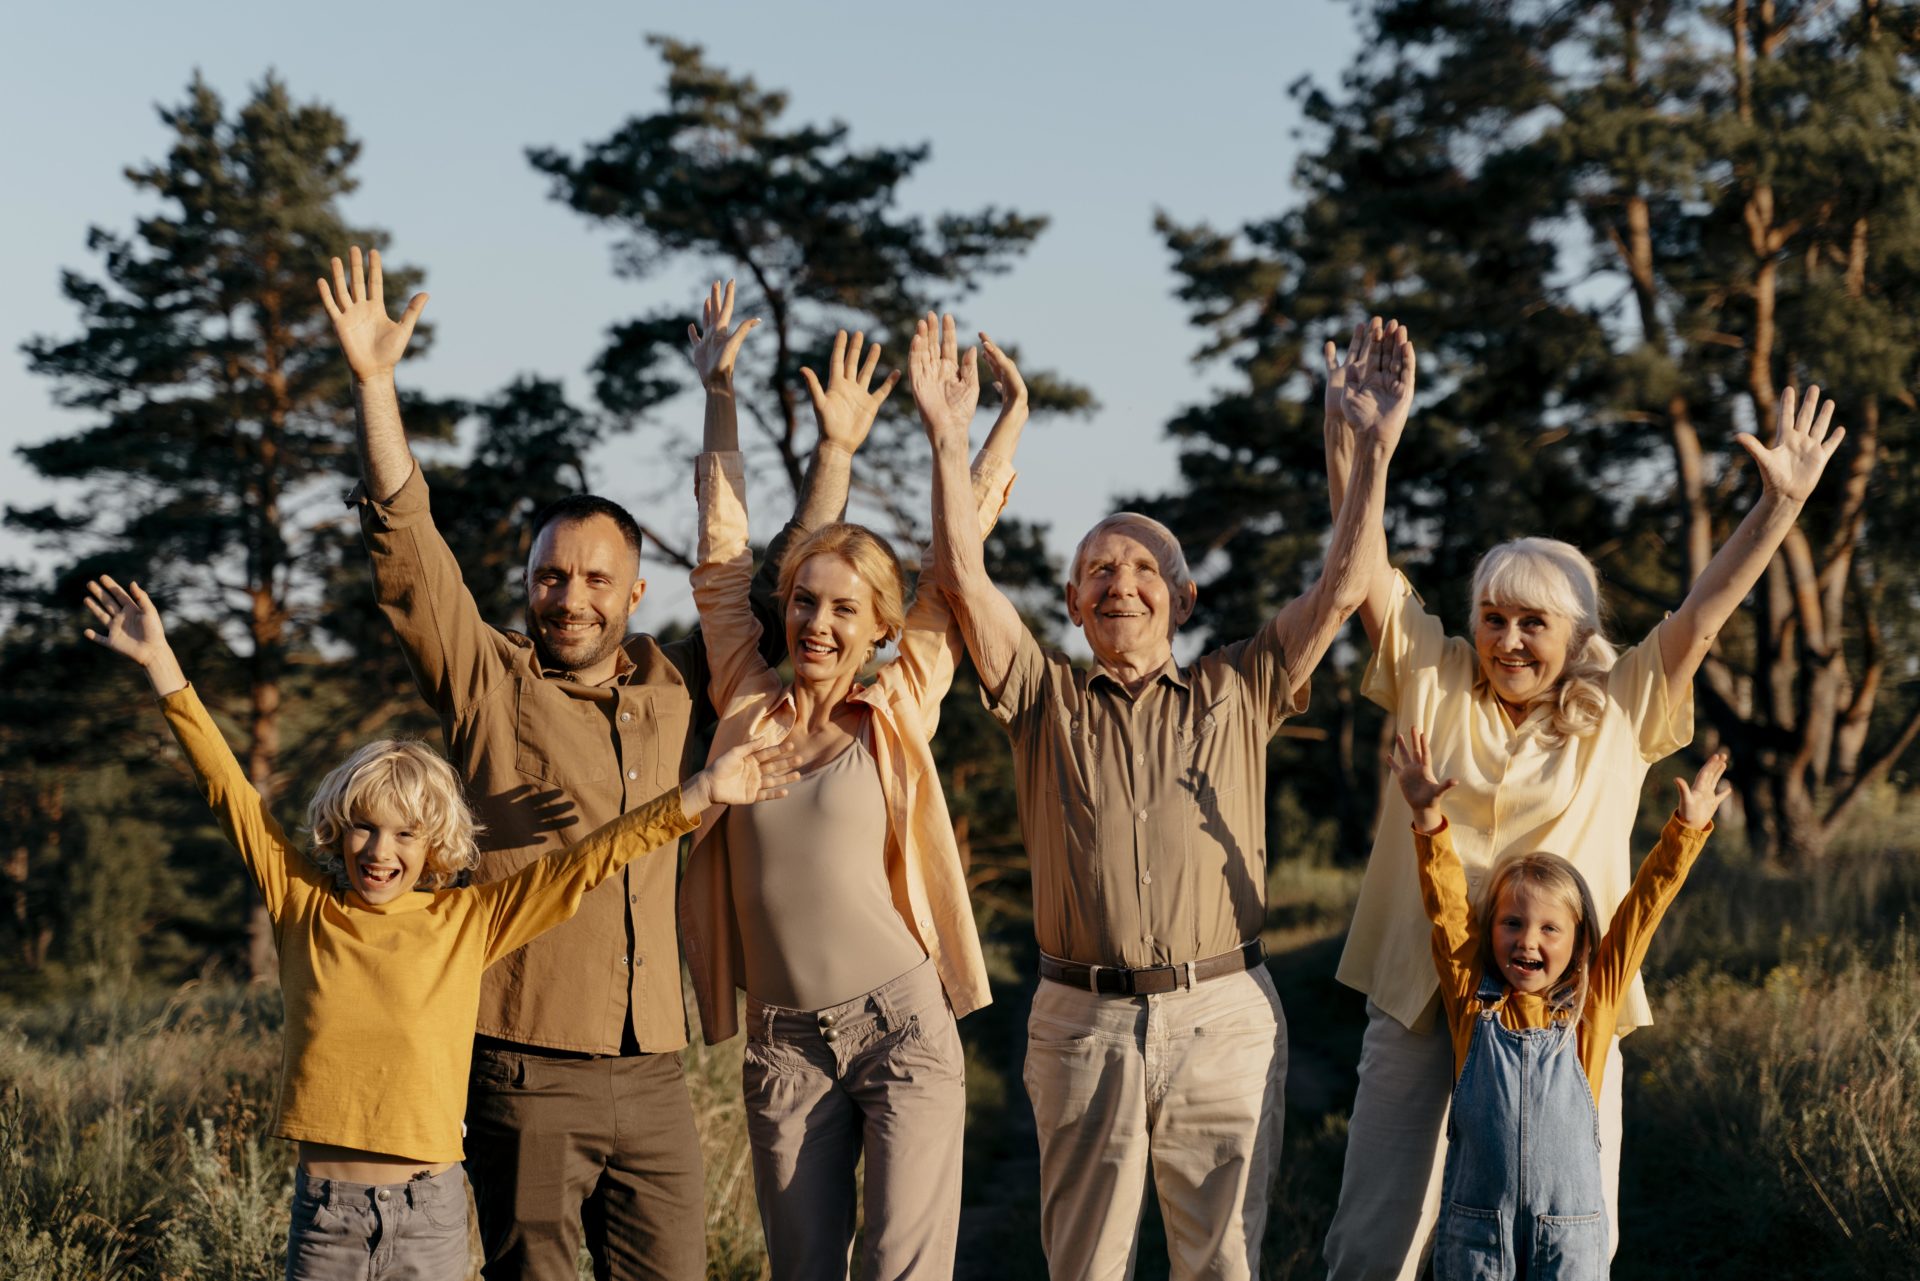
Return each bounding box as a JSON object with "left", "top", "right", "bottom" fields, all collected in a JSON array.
[
  {"left": 161, "top": 685, "right": 696, "bottom": 1162},
  {"left": 1414, "top": 813, "right": 1711, "bottom": 1098}
]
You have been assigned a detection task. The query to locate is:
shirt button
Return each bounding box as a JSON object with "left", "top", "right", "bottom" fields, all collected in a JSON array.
[
  {"left": 1140, "top": 871, "right": 1152, "bottom": 885},
  {"left": 620, "top": 711, "right": 632, "bottom": 723},
  {"left": 1136, "top": 752, "right": 1144, "bottom": 764},
  {"left": 620, "top": 956, "right": 630, "bottom": 966},
  {"left": 1137, "top": 810, "right": 1147, "bottom": 822},
  {"left": 627, "top": 769, "right": 638, "bottom": 780},
  {"left": 1144, "top": 934, "right": 1155, "bottom": 947}
]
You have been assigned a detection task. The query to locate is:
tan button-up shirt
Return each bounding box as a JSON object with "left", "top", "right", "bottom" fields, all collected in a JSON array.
[
  {"left": 355, "top": 466, "right": 795, "bottom": 1055},
  {"left": 986, "top": 620, "right": 1309, "bottom": 969}
]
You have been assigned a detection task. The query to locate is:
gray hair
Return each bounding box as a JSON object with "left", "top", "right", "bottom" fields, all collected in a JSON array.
[
  {"left": 1070, "top": 513, "right": 1196, "bottom": 598},
  {"left": 1469, "top": 537, "right": 1617, "bottom": 746}
]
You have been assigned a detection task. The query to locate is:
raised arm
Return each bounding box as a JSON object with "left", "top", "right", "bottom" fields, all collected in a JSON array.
[
  {"left": 82, "top": 576, "right": 305, "bottom": 915},
  {"left": 1391, "top": 726, "right": 1476, "bottom": 1028},
  {"left": 1658, "top": 385, "right": 1845, "bottom": 703},
  {"left": 1269, "top": 319, "right": 1413, "bottom": 694},
  {"left": 1323, "top": 318, "right": 1408, "bottom": 649},
  {"left": 318, "top": 246, "right": 428, "bottom": 503},
  {"left": 920, "top": 314, "right": 1029, "bottom": 698}
]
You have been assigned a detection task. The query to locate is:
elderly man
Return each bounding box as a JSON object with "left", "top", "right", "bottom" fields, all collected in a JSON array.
[
  {"left": 920, "top": 316, "right": 1413, "bottom": 1279},
  {"left": 320, "top": 259, "right": 864, "bottom": 1280}
]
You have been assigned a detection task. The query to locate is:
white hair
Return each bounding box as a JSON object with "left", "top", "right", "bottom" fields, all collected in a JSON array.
[
  {"left": 1070, "top": 513, "right": 1195, "bottom": 598},
  {"left": 1469, "top": 537, "right": 1617, "bottom": 746}
]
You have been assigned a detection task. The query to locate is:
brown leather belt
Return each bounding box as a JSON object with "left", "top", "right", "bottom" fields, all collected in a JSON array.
[{"left": 1038, "top": 940, "right": 1266, "bottom": 996}]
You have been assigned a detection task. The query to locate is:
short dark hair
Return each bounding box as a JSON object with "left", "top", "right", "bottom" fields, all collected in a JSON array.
[{"left": 528, "top": 495, "right": 644, "bottom": 570}]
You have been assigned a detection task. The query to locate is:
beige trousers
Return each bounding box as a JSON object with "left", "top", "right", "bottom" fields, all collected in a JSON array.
[
  {"left": 1023, "top": 966, "right": 1287, "bottom": 1281},
  {"left": 1321, "top": 998, "right": 1624, "bottom": 1281},
  {"left": 741, "top": 958, "right": 966, "bottom": 1281}
]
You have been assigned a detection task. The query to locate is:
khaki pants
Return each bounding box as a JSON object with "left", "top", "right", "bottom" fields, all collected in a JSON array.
[
  {"left": 465, "top": 1045, "right": 705, "bottom": 1281},
  {"left": 741, "top": 958, "right": 967, "bottom": 1281},
  {"left": 1321, "top": 999, "right": 1624, "bottom": 1281},
  {"left": 1023, "top": 966, "right": 1287, "bottom": 1281}
]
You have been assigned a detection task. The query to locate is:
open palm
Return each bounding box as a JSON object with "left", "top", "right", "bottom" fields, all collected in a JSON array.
[
  {"left": 802, "top": 329, "right": 900, "bottom": 454},
  {"left": 687, "top": 279, "right": 760, "bottom": 392},
  {"left": 81, "top": 575, "right": 168, "bottom": 667},
  {"left": 1740, "top": 384, "right": 1845, "bottom": 502},
  {"left": 317, "top": 246, "right": 427, "bottom": 381},
  {"left": 909, "top": 312, "right": 980, "bottom": 446},
  {"left": 1325, "top": 317, "right": 1416, "bottom": 452}
]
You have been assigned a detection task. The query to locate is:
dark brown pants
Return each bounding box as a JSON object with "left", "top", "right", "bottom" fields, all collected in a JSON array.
[{"left": 466, "top": 1045, "right": 704, "bottom": 1281}]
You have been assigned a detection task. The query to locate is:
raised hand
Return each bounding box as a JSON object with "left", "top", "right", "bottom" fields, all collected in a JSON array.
[
  {"left": 1324, "top": 316, "right": 1416, "bottom": 453},
  {"left": 83, "top": 576, "right": 187, "bottom": 695},
  {"left": 685, "top": 739, "right": 804, "bottom": 817},
  {"left": 317, "top": 247, "right": 428, "bottom": 383},
  {"left": 1388, "top": 727, "right": 1457, "bottom": 833},
  {"left": 800, "top": 329, "right": 901, "bottom": 455},
  {"left": 909, "top": 312, "right": 980, "bottom": 446},
  {"left": 1672, "top": 751, "right": 1732, "bottom": 830},
  {"left": 978, "top": 333, "right": 1028, "bottom": 413},
  {"left": 687, "top": 279, "right": 760, "bottom": 393},
  {"left": 1738, "top": 385, "right": 1846, "bottom": 503}
]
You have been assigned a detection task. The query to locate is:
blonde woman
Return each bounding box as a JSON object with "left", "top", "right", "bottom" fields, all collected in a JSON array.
[
  {"left": 676, "top": 286, "right": 1024, "bottom": 1280},
  {"left": 1319, "top": 318, "right": 1847, "bottom": 1281}
]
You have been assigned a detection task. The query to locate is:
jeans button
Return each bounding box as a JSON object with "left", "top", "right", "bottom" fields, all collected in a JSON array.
[
  {"left": 818, "top": 1012, "right": 837, "bottom": 1029},
  {"left": 823, "top": 1028, "right": 840, "bottom": 1043}
]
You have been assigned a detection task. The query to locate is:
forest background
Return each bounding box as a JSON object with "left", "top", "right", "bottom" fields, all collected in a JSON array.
[{"left": 5, "top": 1, "right": 1920, "bottom": 1278}]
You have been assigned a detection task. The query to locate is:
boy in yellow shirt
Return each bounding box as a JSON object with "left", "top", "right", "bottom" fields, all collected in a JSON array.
[{"left": 83, "top": 575, "right": 796, "bottom": 1279}]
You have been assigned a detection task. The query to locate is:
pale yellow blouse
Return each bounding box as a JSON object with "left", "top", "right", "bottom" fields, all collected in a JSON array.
[{"left": 1335, "top": 571, "right": 1694, "bottom": 1034}]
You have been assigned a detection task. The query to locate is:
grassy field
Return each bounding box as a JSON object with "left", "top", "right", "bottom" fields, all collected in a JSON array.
[{"left": 4, "top": 822, "right": 1918, "bottom": 1279}]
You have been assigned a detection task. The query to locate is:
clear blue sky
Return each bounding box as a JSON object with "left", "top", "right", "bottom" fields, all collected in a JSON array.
[{"left": 1, "top": 0, "right": 1361, "bottom": 637}]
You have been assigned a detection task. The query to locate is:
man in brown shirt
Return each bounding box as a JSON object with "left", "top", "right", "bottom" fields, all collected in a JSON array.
[
  {"left": 321, "top": 257, "right": 861, "bottom": 1279},
  {"left": 925, "top": 321, "right": 1412, "bottom": 1279}
]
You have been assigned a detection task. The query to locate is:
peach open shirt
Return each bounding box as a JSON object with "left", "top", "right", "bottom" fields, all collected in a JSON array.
[
  {"left": 1335, "top": 571, "right": 1694, "bottom": 1035},
  {"left": 677, "top": 450, "right": 1013, "bottom": 1044}
]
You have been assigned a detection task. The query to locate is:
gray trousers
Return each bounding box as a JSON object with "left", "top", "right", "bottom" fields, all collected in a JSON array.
[
  {"left": 286, "top": 1164, "right": 470, "bottom": 1281},
  {"left": 741, "top": 958, "right": 967, "bottom": 1281}
]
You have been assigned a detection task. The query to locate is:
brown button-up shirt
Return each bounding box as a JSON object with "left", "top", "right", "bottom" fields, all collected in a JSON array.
[
  {"left": 985, "top": 619, "right": 1308, "bottom": 968},
  {"left": 355, "top": 466, "right": 793, "bottom": 1054}
]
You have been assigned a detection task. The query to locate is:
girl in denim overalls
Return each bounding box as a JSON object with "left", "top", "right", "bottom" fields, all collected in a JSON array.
[{"left": 1388, "top": 727, "right": 1729, "bottom": 1280}]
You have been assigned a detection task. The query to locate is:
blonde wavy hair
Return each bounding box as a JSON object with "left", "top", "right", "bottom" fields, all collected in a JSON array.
[
  {"left": 1478, "top": 850, "right": 1601, "bottom": 1026},
  {"left": 306, "top": 740, "right": 482, "bottom": 891},
  {"left": 777, "top": 523, "right": 908, "bottom": 657},
  {"left": 1469, "top": 537, "right": 1616, "bottom": 747}
]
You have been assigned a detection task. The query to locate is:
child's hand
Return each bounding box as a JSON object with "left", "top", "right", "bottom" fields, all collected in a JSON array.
[
  {"left": 1389, "top": 727, "right": 1457, "bottom": 834},
  {"left": 1672, "top": 750, "right": 1732, "bottom": 830},
  {"left": 82, "top": 576, "right": 187, "bottom": 696},
  {"left": 680, "top": 738, "right": 804, "bottom": 819}
]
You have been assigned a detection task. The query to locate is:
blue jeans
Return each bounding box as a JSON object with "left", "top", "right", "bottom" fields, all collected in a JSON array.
[{"left": 285, "top": 1164, "right": 470, "bottom": 1280}]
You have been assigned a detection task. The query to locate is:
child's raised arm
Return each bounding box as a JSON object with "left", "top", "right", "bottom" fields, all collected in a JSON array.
[
  {"left": 82, "top": 576, "right": 313, "bottom": 922},
  {"left": 479, "top": 738, "right": 803, "bottom": 964},
  {"left": 1393, "top": 727, "right": 1479, "bottom": 1029},
  {"left": 1590, "top": 752, "right": 1729, "bottom": 1010},
  {"left": 82, "top": 576, "right": 186, "bottom": 697}
]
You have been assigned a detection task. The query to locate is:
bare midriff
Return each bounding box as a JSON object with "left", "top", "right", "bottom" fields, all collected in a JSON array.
[{"left": 297, "top": 1140, "right": 453, "bottom": 1184}]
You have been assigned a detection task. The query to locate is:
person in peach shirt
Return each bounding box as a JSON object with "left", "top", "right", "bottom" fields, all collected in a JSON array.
[{"left": 676, "top": 287, "right": 1025, "bottom": 1280}]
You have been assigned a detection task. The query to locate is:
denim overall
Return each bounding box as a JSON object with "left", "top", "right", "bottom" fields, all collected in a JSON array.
[{"left": 1435, "top": 976, "right": 1609, "bottom": 1281}]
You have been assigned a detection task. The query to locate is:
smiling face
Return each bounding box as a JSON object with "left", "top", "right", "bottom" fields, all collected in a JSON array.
[
  {"left": 1490, "top": 881, "right": 1580, "bottom": 997},
  {"left": 1066, "top": 528, "right": 1195, "bottom": 672},
  {"left": 341, "top": 800, "right": 429, "bottom": 905},
  {"left": 786, "top": 553, "right": 887, "bottom": 690},
  {"left": 1473, "top": 599, "right": 1575, "bottom": 710},
  {"left": 524, "top": 515, "right": 645, "bottom": 679}
]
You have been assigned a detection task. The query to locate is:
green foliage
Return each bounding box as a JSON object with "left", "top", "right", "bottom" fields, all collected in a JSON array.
[{"left": 528, "top": 36, "right": 1094, "bottom": 548}]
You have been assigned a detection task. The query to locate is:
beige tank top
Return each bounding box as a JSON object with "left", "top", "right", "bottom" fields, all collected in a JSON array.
[{"left": 724, "top": 737, "right": 927, "bottom": 1010}]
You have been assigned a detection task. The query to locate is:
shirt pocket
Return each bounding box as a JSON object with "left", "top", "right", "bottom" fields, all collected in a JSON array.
[{"left": 512, "top": 678, "right": 611, "bottom": 785}]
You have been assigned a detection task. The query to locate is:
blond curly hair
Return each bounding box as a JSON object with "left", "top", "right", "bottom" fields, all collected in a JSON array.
[{"left": 305, "top": 739, "right": 481, "bottom": 891}]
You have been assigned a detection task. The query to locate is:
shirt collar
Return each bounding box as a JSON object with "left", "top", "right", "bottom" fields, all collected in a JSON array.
[{"left": 1088, "top": 654, "right": 1189, "bottom": 696}]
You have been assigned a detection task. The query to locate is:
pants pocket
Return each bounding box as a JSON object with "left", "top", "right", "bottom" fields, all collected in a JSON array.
[
  {"left": 1531, "top": 1210, "right": 1608, "bottom": 1281},
  {"left": 1435, "top": 1202, "right": 1507, "bottom": 1281}
]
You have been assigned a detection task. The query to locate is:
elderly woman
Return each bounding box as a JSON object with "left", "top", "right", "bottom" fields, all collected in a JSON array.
[
  {"left": 676, "top": 286, "right": 1023, "bottom": 1281},
  {"left": 1319, "top": 319, "right": 1846, "bottom": 1281}
]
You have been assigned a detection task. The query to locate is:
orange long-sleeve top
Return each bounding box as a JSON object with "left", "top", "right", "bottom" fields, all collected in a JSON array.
[
  {"left": 1414, "top": 813, "right": 1711, "bottom": 1098},
  {"left": 161, "top": 684, "right": 696, "bottom": 1162}
]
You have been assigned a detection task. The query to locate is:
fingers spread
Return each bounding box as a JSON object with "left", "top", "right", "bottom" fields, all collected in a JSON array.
[{"left": 858, "top": 339, "right": 883, "bottom": 386}]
